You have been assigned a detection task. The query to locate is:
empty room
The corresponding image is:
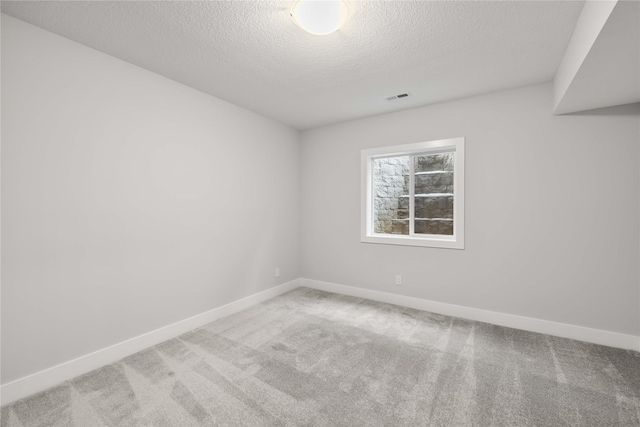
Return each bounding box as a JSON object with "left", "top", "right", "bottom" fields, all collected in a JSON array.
[{"left": 1, "top": 1, "right": 639, "bottom": 426}]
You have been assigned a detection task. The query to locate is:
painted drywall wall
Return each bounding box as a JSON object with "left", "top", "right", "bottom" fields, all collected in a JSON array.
[
  {"left": 1, "top": 14, "right": 300, "bottom": 384},
  {"left": 300, "top": 83, "right": 640, "bottom": 337},
  {"left": 553, "top": 0, "right": 616, "bottom": 112},
  {"left": 553, "top": 0, "right": 640, "bottom": 114}
]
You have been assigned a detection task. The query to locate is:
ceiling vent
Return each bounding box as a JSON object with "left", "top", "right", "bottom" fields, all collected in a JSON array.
[{"left": 386, "top": 93, "right": 411, "bottom": 101}]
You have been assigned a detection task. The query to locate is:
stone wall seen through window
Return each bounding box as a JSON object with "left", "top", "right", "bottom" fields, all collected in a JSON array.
[{"left": 373, "top": 153, "right": 454, "bottom": 235}]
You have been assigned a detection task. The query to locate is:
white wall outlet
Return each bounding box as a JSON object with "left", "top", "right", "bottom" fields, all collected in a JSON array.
[
  {"left": 395, "top": 274, "right": 402, "bottom": 285},
  {"left": 275, "top": 268, "right": 280, "bottom": 278}
]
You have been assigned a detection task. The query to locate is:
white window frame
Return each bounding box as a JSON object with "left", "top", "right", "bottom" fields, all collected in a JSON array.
[{"left": 361, "top": 137, "right": 465, "bottom": 249}]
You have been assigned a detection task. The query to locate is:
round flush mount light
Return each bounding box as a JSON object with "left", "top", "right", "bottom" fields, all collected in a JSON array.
[{"left": 290, "top": 0, "right": 350, "bottom": 36}]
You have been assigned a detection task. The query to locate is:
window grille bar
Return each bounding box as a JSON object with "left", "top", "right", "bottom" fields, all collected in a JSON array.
[{"left": 409, "top": 155, "right": 415, "bottom": 236}]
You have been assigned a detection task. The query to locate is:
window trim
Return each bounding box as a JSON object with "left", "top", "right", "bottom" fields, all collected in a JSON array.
[{"left": 361, "top": 137, "right": 465, "bottom": 249}]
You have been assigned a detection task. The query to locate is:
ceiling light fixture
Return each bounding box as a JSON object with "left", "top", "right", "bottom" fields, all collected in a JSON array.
[{"left": 290, "top": 0, "right": 350, "bottom": 36}]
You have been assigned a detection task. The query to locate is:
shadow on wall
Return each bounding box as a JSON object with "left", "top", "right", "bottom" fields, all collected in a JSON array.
[{"left": 561, "top": 102, "right": 640, "bottom": 116}]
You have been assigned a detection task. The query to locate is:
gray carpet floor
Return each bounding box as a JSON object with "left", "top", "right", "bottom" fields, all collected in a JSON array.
[{"left": 1, "top": 287, "right": 639, "bottom": 426}]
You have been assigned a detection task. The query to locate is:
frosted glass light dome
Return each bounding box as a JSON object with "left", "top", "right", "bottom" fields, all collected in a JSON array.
[{"left": 290, "top": 1, "right": 349, "bottom": 36}]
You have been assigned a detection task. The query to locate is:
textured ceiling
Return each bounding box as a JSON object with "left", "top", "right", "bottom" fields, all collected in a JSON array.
[{"left": 1, "top": 1, "right": 585, "bottom": 129}]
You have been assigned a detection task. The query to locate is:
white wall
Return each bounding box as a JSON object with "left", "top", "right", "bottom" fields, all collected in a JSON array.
[
  {"left": 2, "top": 10, "right": 640, "bottom": 391},
  {"left": 300, "top": 83, "right": 640, "bottom": 337},
  {"left": 1, "top": 15, "right": 300, "bottom": 384}
]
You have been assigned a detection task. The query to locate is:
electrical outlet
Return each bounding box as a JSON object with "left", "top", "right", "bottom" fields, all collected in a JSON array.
[
  {"left": 395, "top": 274, "right": 402, "bottom": 286},
  {"left": 275, "top": 268, "right": 280, "bottom": 278}
]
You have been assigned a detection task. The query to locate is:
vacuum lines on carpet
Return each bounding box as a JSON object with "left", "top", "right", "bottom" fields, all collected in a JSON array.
[{"left": 1, "top": 287, "right": 639, "bottom": 426}]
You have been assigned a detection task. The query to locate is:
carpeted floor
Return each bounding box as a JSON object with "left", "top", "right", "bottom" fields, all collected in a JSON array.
[{"left": 1, "top": 287, "right": 639, "bottom": 426}]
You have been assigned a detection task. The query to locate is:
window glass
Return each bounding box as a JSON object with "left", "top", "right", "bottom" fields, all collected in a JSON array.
[
  {"left": 414, "top": 153, "right": 454, "bottom": 236},
  {"left": 373, "top": 156, "right": 409, "bottom": 235}
]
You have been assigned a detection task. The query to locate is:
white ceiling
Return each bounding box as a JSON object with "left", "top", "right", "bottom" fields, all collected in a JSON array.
[{"left": 1, "top": 1, "right": 585, "bottom": 130}]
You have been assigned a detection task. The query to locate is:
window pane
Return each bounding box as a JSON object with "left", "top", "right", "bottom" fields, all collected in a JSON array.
[
  {"left": 414, "top": 152, "right": 454, "bottom": 235},
  {"left": 373, "top": 156, "right": 409, "bottom": 235}
]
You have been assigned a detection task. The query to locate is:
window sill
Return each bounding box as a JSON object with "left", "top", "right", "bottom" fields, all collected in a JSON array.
[{"left": 361, "top": 234, "right": 464, "bottom": 250}]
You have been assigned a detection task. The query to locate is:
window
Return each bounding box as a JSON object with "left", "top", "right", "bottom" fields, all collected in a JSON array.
[{"left": 361, "top": 137, "right": 464, "bottom": 249}]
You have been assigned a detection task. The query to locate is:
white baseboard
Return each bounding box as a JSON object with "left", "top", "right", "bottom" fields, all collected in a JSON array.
[
  {"left": 0, "top": 279, "right": 301, "bottom": 406},
  {"left": 3, "top": 277, "right": 637, "bottom": 406},
  {"left": 301, "top": 278, "right": 640, "bottom": 352}
]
